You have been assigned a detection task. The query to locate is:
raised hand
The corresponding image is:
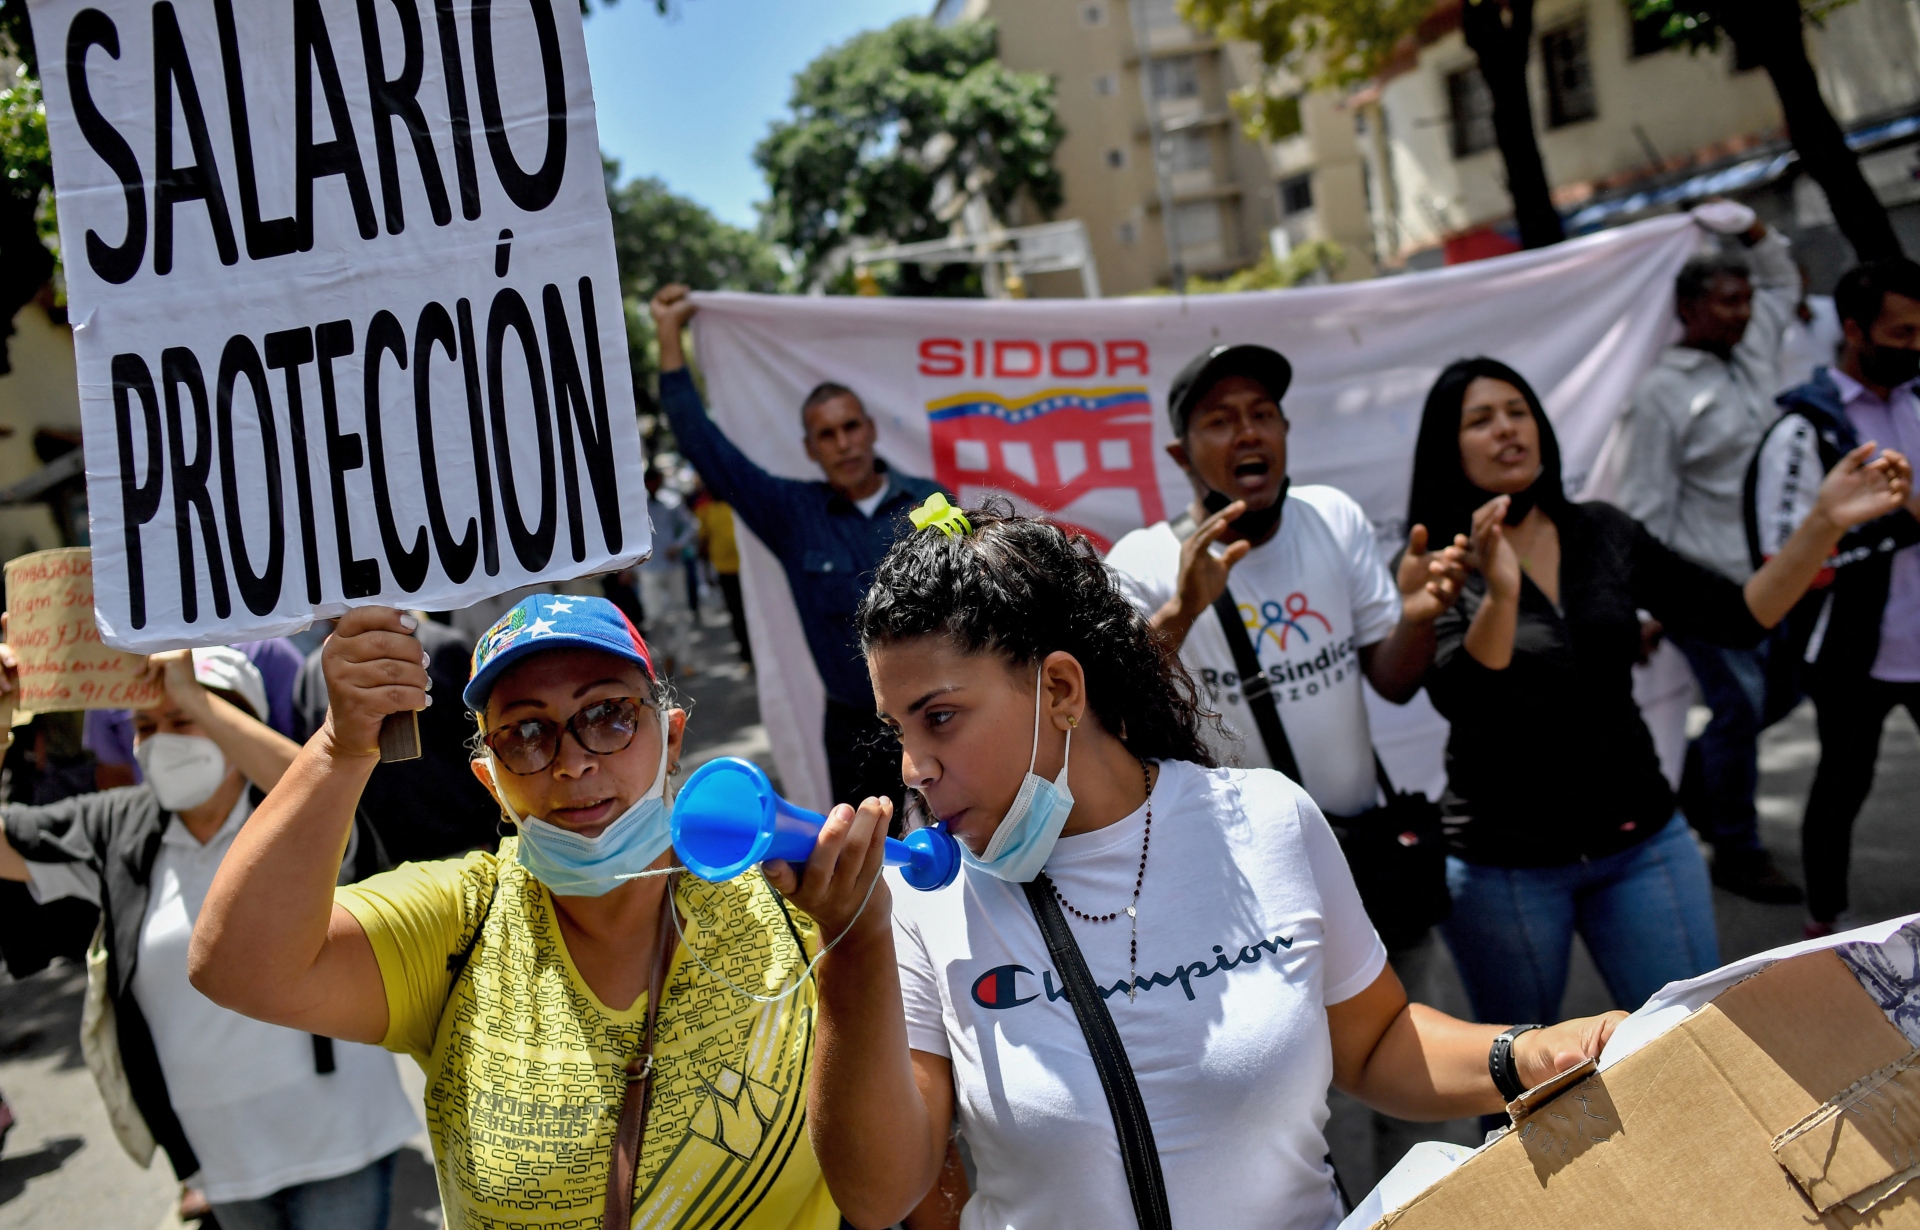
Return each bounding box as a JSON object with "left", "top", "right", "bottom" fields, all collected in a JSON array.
[
  {"left": 764, "top": 795, "right": 894, "bottom": 949},
  {"left": 1398, "top": 523, "right": 1469, "bottom": 623},
  {"left": 1815, "top": 442, "right": 1912, "bottom": 530},
  {"left": 1151, "top": 500, "right": 1253, "bottom": 650},
  {"left": 320, "top": 608, "right": 430, "bottom": 760},
  {"left": 648, "top": 282, "right": 697, "bottom": 334},
  {"left": 1465, "top": 496, "right": 1522, "bottom": 603},
  {"left": 144, "top": 648, "right": 202, "bottom": 710}
]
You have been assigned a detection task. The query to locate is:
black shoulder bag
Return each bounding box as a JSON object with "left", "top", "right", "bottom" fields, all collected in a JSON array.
[
  {"left": 1021, "top": 877, "right": 1172, "bottom": 1230},
  {"left": 1170, "top": 514, "right": 1450, "bottom": 950}
]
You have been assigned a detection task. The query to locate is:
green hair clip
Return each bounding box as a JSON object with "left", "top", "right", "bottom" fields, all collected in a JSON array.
[{"left": 910, "top": 492, "right": 973, "bottom": 539}]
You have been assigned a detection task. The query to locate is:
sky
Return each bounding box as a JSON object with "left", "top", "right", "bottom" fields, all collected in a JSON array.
[{"left": 584, "top": 0, "right": 930, "bottom": 230}]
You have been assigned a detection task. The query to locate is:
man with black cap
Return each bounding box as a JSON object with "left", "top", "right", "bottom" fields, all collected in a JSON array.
[
  {"left": 1109, "top": 342, "right": 1468, "bottom": 1191},
  {"left": 1107, "top": 344, "right": 1466, "bottom": 812}
]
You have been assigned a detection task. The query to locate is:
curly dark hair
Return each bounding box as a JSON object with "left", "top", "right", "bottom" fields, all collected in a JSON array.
[{"left": 857, "top": 499, "right": 1218, "bottom": 767}]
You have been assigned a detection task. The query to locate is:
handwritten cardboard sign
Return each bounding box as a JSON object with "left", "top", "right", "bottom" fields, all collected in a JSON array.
[{"left": 5, "top": 548, "right": 163, "bottom": 710}]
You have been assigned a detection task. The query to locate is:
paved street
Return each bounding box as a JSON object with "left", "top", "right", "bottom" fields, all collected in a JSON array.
[{"left": 2, "top": 596, "right": 1917, "bottom": 1225}]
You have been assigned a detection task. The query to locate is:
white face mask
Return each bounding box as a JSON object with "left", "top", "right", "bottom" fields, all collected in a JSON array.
[
  {"left": 135, "top": 733, "right": 231, "bottom": 812},
  {"left": 963, "top": 667, "right": 1074, "bottom": 883}
]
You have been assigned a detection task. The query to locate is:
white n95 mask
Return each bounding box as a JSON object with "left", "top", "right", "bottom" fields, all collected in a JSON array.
[{"left": 136, "top": 734, "right": 231, "bottom": 812}]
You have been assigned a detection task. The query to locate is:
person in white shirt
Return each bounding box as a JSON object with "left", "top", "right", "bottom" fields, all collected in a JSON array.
[
  {"left": 0, "top": 645, "right": 417, "bottom": 1230},
  {"left": 1104, "top": 344, "right": 1469, "bottom": 1180},
  {"left": 641, "top": 466, "right": 699, "bottom": 676},
  {"left": 1613, "top": 203, "right": 1804, "bottom": 904},
  {"left": 1104, "top": 343, "right": 1466, "bottom": 813},
  {"left": 769, "top": 501, "right": 1622, "bottom": 1230}
]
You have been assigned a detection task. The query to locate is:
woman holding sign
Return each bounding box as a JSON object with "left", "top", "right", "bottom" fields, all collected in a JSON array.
[
  {"left": 0, "top": 645, "right": 415, "bottom": 1230},
  {"left": 774, "top": 499, "right": 1628, "bottom": 1230},
  {"left": 190, "top": 596, "right": 843, "bottom": 1230}
]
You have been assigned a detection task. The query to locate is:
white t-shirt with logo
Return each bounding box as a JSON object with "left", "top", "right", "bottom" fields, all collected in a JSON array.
[
  {"left": 1106, "top": 486, "right": 1401, "bottom": 816},
  {"left": 890, "top": 760, "right": 1386, "bottom": 1230}
]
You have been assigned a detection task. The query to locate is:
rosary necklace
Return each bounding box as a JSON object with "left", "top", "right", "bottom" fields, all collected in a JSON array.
[{"left": 1050, "top": 760, "right": 1153, "bottom": 999}]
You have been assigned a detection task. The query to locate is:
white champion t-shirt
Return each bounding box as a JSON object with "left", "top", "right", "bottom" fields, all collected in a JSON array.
[
  {"left": 890, "top": 760, "right": 1387, "bottom": 1230},
  {"left": 1106, "top": 486, "right": 1401, "bottom": 816}
]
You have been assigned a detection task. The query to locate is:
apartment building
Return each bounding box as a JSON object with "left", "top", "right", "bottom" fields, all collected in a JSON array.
[
  {"left": 933, "top": 0, "right": 1376, "bottom": 295},
  {"left": 1362, "top": 0, "right": 1920, "bottom": 278}
]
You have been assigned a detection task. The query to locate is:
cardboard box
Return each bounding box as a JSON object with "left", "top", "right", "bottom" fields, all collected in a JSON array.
[{"left": 1374, "top": 950, "right": 1920, "bottom": 1228}]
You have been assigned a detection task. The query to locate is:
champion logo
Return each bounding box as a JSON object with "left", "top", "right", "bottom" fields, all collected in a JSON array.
[
  {"left": 968, "top": 931, "right": 1295, "bottom": 1010},
  {"left": 970, "top": 964, "right": 1040, "bottom": 1009}
]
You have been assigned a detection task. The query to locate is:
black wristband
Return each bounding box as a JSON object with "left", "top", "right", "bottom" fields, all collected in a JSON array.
[{"left": 1489, "top": 1024, "right": 1542, "bottom": 1102}]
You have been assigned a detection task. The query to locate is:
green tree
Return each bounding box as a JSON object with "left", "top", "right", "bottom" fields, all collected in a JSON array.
[
  {"left": 755, "top": 17, "right": 1064, "bottom": 295},
  {"left": 1181, "top": 0, "right": 1566, "bottom": 248},
  {"left": 1633, "top": 1, "right": 1899, "bottom": 261},
  {"left": 0, "top": 3, "right": 52, "bottom": 374},
  {"left": 605, "top": 161, "right": 784, "bottom": 404}
]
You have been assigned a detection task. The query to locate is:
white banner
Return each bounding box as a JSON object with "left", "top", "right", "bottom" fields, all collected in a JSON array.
[
  {"left": 691, "top": 214, "right": 1706, "bottom": 811},
  {"left": 32, "top": 0, "right": 649, "bottom": 650}
]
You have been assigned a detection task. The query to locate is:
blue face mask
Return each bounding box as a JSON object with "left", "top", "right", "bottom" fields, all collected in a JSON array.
[
  {"left": 963, "top": 668, "right": 1074, "bottom": 883},
  {"left": 491, "top": 712, "right": 674, "bottom": 897}
]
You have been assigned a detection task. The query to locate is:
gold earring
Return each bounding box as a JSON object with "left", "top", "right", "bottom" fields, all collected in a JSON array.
[{"left": 1067, "top": 715, "right": 1079, "bottom": 729}]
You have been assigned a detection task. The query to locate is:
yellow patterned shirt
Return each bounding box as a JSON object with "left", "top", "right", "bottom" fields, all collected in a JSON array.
[{"left": 336, "top": 843, "right": 840, "bottom": 1230}]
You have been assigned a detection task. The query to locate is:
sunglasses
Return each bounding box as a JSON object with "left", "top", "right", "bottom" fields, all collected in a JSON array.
[{"left": 483, "top": 696, "right": 649, "bottom": 776}]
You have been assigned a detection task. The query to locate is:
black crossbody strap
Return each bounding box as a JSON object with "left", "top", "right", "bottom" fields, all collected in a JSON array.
[
  {"left": 1208, "top": 589, "right": 1302, "bottom": 784},
  {"left": 1022, "top": 875, "right": 1172, "bottom": 1230}
]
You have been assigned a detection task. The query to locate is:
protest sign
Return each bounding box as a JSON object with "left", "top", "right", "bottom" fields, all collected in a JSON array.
[
  {"left": 5, "top": 547, "right": 164, "bottom": 710},
  {"left": 689, "top": 214, "right": 1704, "bottom": 809},
  {"left": 29, "top": 0, "right": 651, "bottom": 651}
]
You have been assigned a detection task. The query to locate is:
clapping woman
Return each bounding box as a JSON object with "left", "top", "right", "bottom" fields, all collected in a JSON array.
[{"left": 1406, "top": 357, "right": 1912, "bottom": 1033}]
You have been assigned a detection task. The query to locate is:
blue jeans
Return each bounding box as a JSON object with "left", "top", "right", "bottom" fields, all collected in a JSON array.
[
  {"left": 210, "top": 1152, "right": 396, "bottom": 1230},
  {"left": 1441, "top": 816, "right": 1719, "bottom": 1026},
  {"left": 1673, "top": 634, "right": 1768, "bottom": 854}
]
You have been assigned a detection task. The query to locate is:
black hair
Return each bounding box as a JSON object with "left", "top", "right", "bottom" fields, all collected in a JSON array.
[
  {"left": 857, "top": 499, "right": 1218, "bottom": 767},
  {"left": 1674, "top": 251, "right": 1751, "bottom": 309},
  {"left": 800, "top": 382, "right": 865, "bottom": 429},
  {"left": 1405, "top": 357, "right": 1568, "bottom": 547},
  {"left": 1834, "top": 259, "right": 1920, "bottom": 333}
]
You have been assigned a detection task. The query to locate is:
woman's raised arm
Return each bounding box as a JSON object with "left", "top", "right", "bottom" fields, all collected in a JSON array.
[{"left": 188, "top": 607, "right": 430, "bottom": 1044}]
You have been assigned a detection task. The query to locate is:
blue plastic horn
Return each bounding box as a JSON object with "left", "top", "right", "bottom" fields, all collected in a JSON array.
[{"left": 672, "top": 757, "right": 961, "bottom": 891}]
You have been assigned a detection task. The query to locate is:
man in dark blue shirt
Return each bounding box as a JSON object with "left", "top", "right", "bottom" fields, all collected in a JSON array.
[{"left": 651, "top": 285, "right": 941, "bottom": 812}]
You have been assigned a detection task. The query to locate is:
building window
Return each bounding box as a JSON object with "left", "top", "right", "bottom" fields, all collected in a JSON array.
[
  {"left": 1173, "top": 200, "right": 1223, "bottom": 249},
  {"left": 1080, "top": 2, "right": 1106, "bottom": 26},
  {"left": 1279, "top": 173, "right": 1314, "bottom": 215},
  {"left": 1093, "top": 72, "right": 1118, "bottom": 97},
  {"left": 1447, "top": 67, "right": 1496, "bottom": 157},
  {"left": 1150, "top": 55, "right": 1200, "bottom": 101},
  {"left": 1117, "top": 219, "right": 1139, "bottom": 245},
  {"left": 1269, "top": 93, "right": 1304, "bottom": 141},
  {"left": 1542, "top": 21, "right": 1598, "bottom": 127},
  {"left": 1140, "top": 0, "right": 1188, "bottom": 32},
  {"left": 1163, "top": 128, "right": 1211, "bottom": 173},
  {"left": 1630, "top": 6, "right": 1671, "bottom": 58},
  {"left": 1106, "top": 147, "right": 1128, "bottom": 169}
]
